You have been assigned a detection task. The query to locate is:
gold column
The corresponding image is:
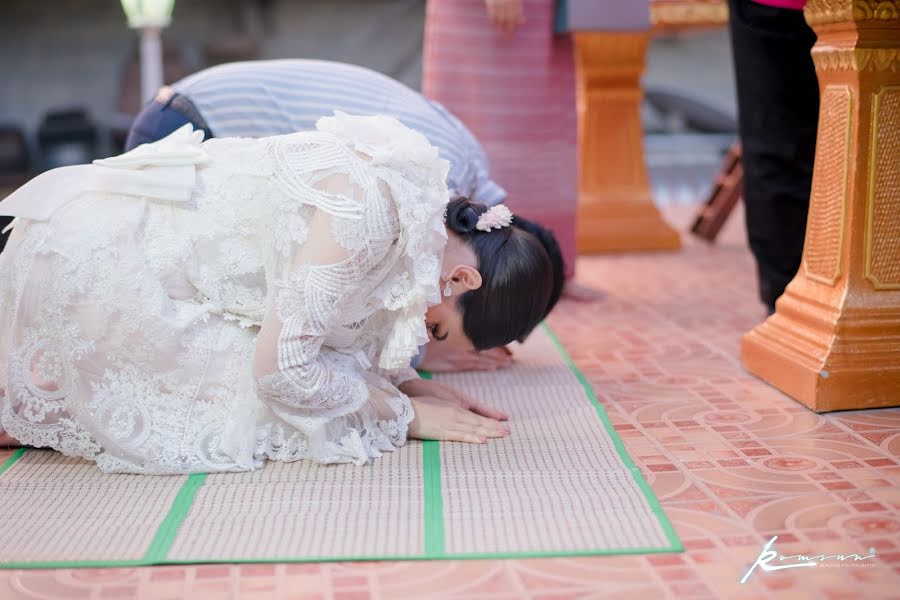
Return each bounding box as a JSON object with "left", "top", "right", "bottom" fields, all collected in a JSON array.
[
  {"left": 741, "top": 0, "right": 900, "bottom": 412},
  {"left": 573, "top": 32, "right": 682, "bottom": 253}
]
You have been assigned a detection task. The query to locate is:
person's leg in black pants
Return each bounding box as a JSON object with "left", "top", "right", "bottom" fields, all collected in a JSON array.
[{"left": 727, "top": 0, "right": 820, "bottom": 313}]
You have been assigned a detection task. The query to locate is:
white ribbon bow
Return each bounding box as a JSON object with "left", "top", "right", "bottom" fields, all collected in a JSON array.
[{"left": 0, "top": 124, "right": 208, "bottom": 231}]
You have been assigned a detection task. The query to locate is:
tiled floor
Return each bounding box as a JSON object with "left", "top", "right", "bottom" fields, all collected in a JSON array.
[{"left": 1, "top": 206, "right": 898, "bottom": 600}]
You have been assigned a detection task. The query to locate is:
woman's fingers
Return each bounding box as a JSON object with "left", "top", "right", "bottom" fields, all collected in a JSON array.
[
  {"left": 441, "top": 385, "right": 509, "bottom": 422},
  {"left": 441, "top": 406, "right": 510, "bottom": 442},
  {"left": 456, "top": 417, "right": 507, "bottom": 436},
  {"left": 458, "top": 410, "right": 510, "bottom": 434},
  {"left": 466, "top": 350, "right": 508, "bottom": 371},
  {"left": 408, "top": 395, "right": 510, "bottom": 445},
  {"left": 482, "top": 354, "right": 512, "bottom": 369},
  {"left": 433, "top": 382, "right": 509, "bottom": 421},
  {"left": 446, "top": 422, "right": 506, "bottom": 443},
  {"left": 470, "top": 403, "right": 509, "bottom": 421},
  {"left": 463, "top": 398, "right": 509, "bottom": 421},
  {"left": 423, "top": 344, "right": 512, "bottom": 373},
  {"left": 461, "top": 351, "right": 509, "bottom": 372},
  {"left": 413, "top": 383, "right": 508, "bottom": 421},
  {"left": 482, "top": 347, "right": 513, "bottom": 367},
  {"left": 447, "top": 423, "right": 497, "bottom": 441},
  {"left": 476, "top": 425, "right": 508, "bottom": 438}
]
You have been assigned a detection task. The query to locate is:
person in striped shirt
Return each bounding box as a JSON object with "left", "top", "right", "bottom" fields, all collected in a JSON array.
[{"left": 125, "top": 59, "right": 567, "bottom": 373}]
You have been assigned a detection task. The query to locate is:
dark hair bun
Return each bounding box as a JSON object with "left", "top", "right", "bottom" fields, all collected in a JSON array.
[{"left": 446, "top": 198, "right": 487, "bottom": 235}]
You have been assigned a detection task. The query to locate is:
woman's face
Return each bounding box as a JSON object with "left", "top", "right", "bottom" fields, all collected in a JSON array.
[
  {"left": 426, "top": 231, "right": 483, "bottom": 351},
  {"left": 425, "top": 298, "right": 472, "bottom": 352}
]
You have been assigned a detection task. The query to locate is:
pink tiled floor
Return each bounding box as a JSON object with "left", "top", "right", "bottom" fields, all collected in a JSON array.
[{"left": 1, "top": 206, "right": 898, "bottom": 599}]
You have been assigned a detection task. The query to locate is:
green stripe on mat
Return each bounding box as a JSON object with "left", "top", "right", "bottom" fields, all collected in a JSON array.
[
  {"left": 413, "top": 370, "right": 447, "bottom": 556},
  {"left": 422, "top": 440, "right": 446, "bottom": 556},
  {"left": 0, "top": 447, "right": 27, "bottom": 478},
  {"left": 542, "top": 323, "right": 683, "bottom": 553},
  {"left": 0, "top": 470, "right": 209, "bottom": 570},
  {"left": 417, "top": 327, "right": 680, "bottom": 557},
  {"left": 143, "top": 473, "right": 208, "bottom": 563},
  {"left": 1, "top": 323, "right": 680, "bottom": 569}
]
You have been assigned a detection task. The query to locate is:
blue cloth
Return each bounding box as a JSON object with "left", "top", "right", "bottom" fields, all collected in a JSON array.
[
  {"left": 410, "top": 345, "right": 427, "bottom": 370},
  {"left": 554, "top": 0, "right": 568, "bottom": 34},
  {"left": 125, "top": 97, "right": 212, "bottom": 151}
]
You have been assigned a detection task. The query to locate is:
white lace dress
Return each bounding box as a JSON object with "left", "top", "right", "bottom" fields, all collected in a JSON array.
[{"left": 0, "top": 112, "right": 450, "bottom": 474}]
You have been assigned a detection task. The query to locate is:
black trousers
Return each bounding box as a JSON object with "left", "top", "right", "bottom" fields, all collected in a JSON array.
[{"left": 727, "top": 0, "right": 820, "bottom": 311}]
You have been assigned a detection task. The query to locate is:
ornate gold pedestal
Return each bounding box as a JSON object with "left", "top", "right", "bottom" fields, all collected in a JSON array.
[
  {"left": 741, "top": 0, "right": 900, "bottom": 412},
  {"left": 573, "top": 32, "right": 681, "bottom": 253}
]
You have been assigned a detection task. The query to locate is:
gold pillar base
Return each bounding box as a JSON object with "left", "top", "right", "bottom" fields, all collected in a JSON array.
[
  {"left": 742, "top": 291, "right": 900, "bottom": 412},
  {"left": 577, "top": 195, "right": 682, "bottom": 253},
  {"left": 574, "top": 31, "right": 681, "bottom": 254}
]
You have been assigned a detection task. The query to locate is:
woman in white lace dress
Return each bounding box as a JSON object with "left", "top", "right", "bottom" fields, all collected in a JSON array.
[{"left": 0, "top": 113, "right": 555, "bottom": 474}]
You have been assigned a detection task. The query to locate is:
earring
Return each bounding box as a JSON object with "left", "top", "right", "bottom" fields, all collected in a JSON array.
[{"left": 443, "top": 282, "right": 452, "bottom": 297}]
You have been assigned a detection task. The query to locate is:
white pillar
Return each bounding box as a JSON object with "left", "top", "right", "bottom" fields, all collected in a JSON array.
[{"left": 139, "top": 26, "right": 163, "bottom": 103}]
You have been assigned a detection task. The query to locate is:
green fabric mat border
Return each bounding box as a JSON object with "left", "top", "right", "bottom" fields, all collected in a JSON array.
[
  {"left": 0, "top": 323, "right": 682, "bottom": 569},
  {"left": 0, "top": 448, "right": 26, "bottom": 478}
]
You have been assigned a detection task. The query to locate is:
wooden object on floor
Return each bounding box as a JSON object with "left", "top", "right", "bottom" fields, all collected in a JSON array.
[
  {"left": 650, "top": 0, "right": 728, "bottom": 33},
  {"left": 690, "top": 143, "right": 743, "bottom": 242},
  {"left": 574, "top": 31, "right": 681, "bottom": 253},
  {"left": 741, "top": 0, "right": 900, "bottom": 412}
]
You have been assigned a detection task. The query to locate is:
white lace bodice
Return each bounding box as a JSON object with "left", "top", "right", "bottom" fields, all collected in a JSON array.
[{"left": 0, "top": 113, "right": 450, "bottom": 473}]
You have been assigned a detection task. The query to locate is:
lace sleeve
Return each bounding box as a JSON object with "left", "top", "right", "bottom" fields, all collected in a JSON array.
[
  {"left": 253, "top": 174, "right": 413, "bottom": 465},
  {"left": 375, "top": 365, "right": 420, "bottom": 388}
]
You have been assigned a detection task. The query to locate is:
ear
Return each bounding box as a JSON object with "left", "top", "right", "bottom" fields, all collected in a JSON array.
[{"left": 448, "top": 264, "right": 482, "bottom": 293}]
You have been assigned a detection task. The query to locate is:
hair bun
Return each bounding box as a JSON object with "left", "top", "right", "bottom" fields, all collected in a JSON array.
[{"left": 446, "top": 198, "right": 486, "bottom": 235}]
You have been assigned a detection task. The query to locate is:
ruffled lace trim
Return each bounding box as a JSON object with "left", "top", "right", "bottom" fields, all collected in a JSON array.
[
  {"left": 253, "top": 373, "right": 415, "bottom": 466},
  {"left": 315, "top": 112, "right": 450, "bottom": 370}
]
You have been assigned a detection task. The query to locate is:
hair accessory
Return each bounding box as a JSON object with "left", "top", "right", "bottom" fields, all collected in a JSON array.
[
  {"left": 444, "top": 281, "right": 452, "bottom": 297},
  {"left": 475, "top": 204, "right": 514, "bottom": 232}
]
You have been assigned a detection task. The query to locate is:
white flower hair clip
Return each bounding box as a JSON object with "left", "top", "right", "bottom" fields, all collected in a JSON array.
[{"left": 476, "top": 204, "right": 514, "bottom": 232}]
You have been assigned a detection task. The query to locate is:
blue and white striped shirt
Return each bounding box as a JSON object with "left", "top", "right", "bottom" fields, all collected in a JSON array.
[{"left": 172, "top": 59, "right": 506, "bottom": 205}]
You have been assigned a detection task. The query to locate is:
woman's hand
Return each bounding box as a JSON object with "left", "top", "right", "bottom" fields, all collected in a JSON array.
[
  {"left": 408, "top": 396, "right": 510, "bottom": 443},
  {"left": 400, "top": 378, "right": 509, "bottom": 421},
  {"left": 418, "top": 345, "right": 513, "bottom": 373},
  {"left": 485, "top": 0, "right": 525, "bottom": 35}
]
